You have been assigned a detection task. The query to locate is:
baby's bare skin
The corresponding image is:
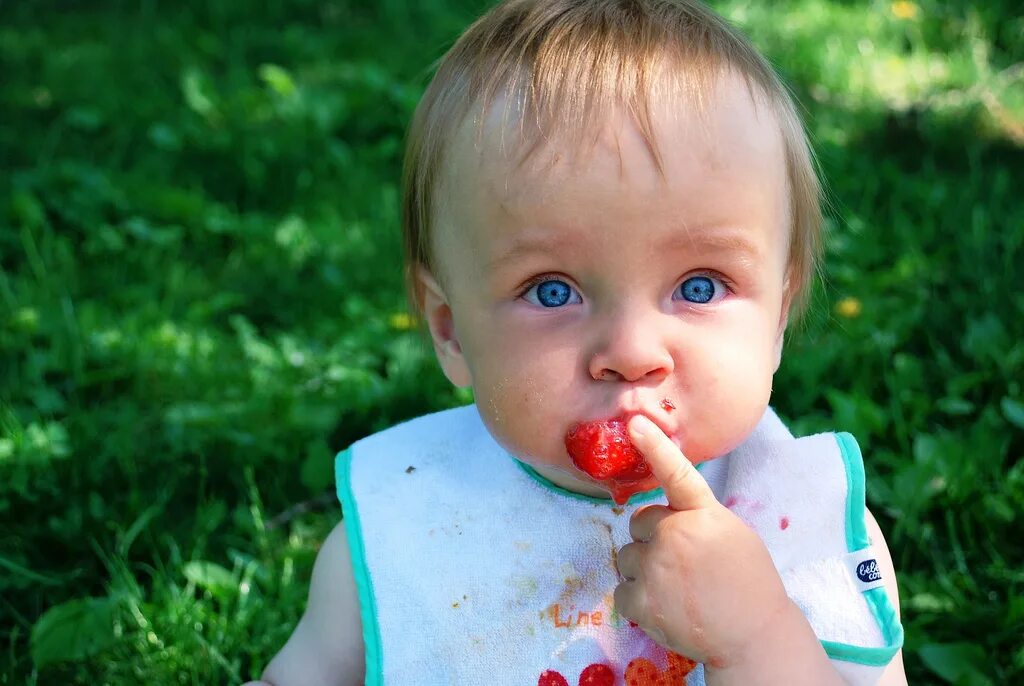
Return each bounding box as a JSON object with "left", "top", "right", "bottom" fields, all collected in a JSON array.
[{"left": 244, "top": 524, "right": 363, "bottom": 686}]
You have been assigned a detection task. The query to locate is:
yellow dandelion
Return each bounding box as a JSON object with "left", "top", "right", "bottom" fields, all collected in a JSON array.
[
  {"left": 836, "top": 297, "right": 863, "bottom": 319},
  {"left": 890, "top": 1, "right": 919, "bottom": 20},
  {"left": 389, "top": 312, "right": 416, "bottom": 331}
]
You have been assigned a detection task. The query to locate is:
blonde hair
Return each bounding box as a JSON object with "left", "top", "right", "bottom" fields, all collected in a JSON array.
[{"left": 402, "top": 0, "right": 822, "bottom": 316}]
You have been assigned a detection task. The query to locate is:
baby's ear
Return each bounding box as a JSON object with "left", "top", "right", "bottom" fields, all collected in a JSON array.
[{"left": 415, "top": 265, "right": 472, "bottom": 388}]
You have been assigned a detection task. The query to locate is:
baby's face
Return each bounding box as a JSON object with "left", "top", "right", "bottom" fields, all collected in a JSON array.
[{"left": 422, "top": 72, "right": 792, "bottom": 498}]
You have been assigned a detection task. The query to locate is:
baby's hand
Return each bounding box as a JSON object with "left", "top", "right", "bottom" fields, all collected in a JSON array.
[{"left": 613, "top": 415, "right": 794, "bottom": 669}]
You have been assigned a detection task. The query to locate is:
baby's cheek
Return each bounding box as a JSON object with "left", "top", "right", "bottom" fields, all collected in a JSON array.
[
  {"left": 687, "top": 354, "right": 772, "bottom": 459},
  {"left": 474, "top": 375, "right": 560, "bottom": 456}
]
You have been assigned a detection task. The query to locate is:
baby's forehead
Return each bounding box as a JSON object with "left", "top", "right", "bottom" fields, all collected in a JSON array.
[
  {"left": 440, "top": 70, "right": 787, "bottom": 209},
  {"left": 424, "top": 77, "right": 792, "bottom": 289}
]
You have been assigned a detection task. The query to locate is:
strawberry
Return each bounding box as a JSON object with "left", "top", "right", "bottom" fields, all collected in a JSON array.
[{"left": 565, "top": 417, "right": 650, "bottom": 480}]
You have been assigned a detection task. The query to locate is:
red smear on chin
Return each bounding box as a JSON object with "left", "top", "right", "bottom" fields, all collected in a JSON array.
[{"left": 660, "top": 398, "right": 676, "bottom": 412}]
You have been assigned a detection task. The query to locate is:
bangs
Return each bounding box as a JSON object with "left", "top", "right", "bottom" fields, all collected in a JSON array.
[{"left": 468, "top": 6, "right": 727, "bottom": 171}]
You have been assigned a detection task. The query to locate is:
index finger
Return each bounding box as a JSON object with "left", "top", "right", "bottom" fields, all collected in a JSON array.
[{"left": 628, "top": 414, "right": 717, "bottom": 511}]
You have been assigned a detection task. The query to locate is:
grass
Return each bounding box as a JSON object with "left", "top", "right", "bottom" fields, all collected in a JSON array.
[{"left": 1, "top": 0, "right": 1022, "bottom": 683}]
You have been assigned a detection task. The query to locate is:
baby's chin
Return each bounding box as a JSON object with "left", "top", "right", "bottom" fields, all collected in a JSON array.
[
  {"left": 529, "top": 461, "right": 662, "bottom": 504},
  {"left": 523, "top": 460, "right": 605, "bottom": 496}
]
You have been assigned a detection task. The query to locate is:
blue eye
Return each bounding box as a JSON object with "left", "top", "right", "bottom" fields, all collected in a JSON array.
[
  {"left": 523, "top": 279, "right": 581, "bottom": 308},
  {"left": 675, "top": 275, "right": 724, "bottom": 304}
]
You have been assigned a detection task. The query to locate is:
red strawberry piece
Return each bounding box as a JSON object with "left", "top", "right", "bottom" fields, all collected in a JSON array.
[
  {"left": 579, "top": 663, "right": 615, "bottom": 686},
  {"left": 538, "top": 670, "right": 570, "bottom": 686},
  {"left": 565, "top": 417, "right": 650, "bottom": 480}
]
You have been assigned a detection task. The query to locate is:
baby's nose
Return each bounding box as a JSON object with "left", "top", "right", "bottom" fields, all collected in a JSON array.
[{"left": 588, "top": 312, "right": 674, "bottom": 383}]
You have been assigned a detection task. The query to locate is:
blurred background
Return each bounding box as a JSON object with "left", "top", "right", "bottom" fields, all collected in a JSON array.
[{"left": 1, "top": 0, "right": 1022, "bottom": 683}]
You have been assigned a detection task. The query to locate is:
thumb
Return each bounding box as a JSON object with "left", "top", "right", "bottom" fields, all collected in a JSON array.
[{"left": 628, "top": 414, "right": 716, "bottom": 511}]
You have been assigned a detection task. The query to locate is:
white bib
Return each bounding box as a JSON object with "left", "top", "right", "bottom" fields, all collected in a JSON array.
[{"left": 336, "top": 404, "right": 902, "bottom": 685}]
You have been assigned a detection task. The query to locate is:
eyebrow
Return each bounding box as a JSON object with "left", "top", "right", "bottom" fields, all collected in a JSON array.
[
  {"left": 665, "top": 227, "right": 764, "bottom": 261},
  {"left": 487, "top": 226, "right": 763, "bottom": 272},
  {"left": 485, "top": 232, "right": 581, "bottom": 271}
]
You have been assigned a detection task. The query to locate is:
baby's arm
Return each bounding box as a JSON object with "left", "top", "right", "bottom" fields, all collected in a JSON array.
[
  {"left": 242, "top": 523, "right": 365, "bottom": 686},
  {"left": 864, "top": 508, "right": 906, "bottom": 685}
]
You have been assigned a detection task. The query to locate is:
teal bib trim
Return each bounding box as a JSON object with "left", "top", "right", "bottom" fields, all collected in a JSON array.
[
  {"left": 338, "top": 432, "right": 903, "bottom": 675},
  {"left": 819, "top": 432, "right": 904, "bottom": 666},
  {"left": 514, "top": 459, "right": 666, "bottom": 505},
  {"left": 335, "top": 447, "right": 384, "bottom": 686}
]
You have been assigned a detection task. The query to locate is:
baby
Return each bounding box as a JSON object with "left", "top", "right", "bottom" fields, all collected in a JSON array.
[{"left": 247, "top": 0, "right": 906, "bottom": 684}]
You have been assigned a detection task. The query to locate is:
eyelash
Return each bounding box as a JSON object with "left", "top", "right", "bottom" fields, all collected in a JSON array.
[
  {"left": 688, "top": 270, "right": 735, "bottom": 296},
  {"left": 518, "top": 273, "right": 574, "bottom": 297},
  {"left": 516, "top": 271, "right": 735, "bottom": 301}
]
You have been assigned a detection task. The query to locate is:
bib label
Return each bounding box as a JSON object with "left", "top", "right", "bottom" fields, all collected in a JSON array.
[
  {"left": 857, "top": 559, "right": 881, "bottom": 583},
  {"left": 844, "top": 549, "right": 886, "bottom": 592}
]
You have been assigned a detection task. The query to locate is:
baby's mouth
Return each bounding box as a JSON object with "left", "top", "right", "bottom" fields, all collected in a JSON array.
[{"left": 564, "top": 416, "right": 654, "bottom": 504}]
